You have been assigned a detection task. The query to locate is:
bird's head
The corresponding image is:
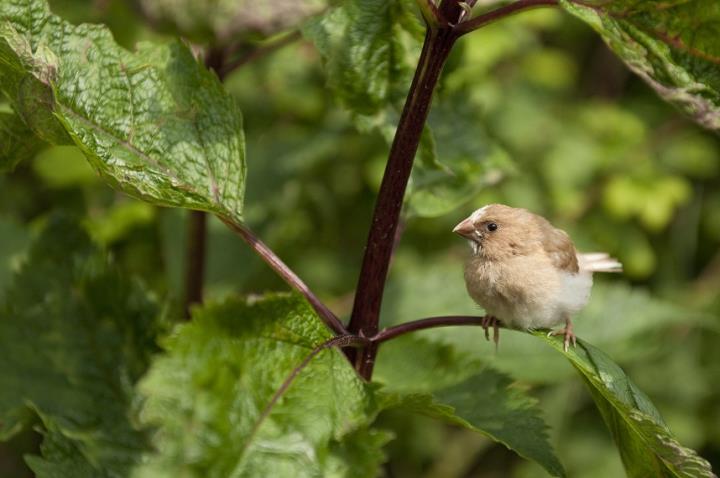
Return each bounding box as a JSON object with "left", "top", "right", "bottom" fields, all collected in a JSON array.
[{"left": 453, "top": 204, "right": 539, "bottom": 259}]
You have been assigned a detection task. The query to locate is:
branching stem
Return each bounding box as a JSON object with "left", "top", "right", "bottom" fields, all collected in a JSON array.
[
  {"left": 347, "top": 20, "right": 460, "bottom": 380},
  {"left": 221, "top": 217, "right": 347, "bottom": 335},
  {"left": 454, "top": 0, "right": 559, "bottom": 36},
  {"left": 371, "top": 316, "right": 492, "bottom": 343}
]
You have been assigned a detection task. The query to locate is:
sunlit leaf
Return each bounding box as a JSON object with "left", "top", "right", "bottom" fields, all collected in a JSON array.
[
  {"left": 135, "top": 293, "right": 386, "bottom": 478},
  {"left": 0, "top": 0, "right": 246, "bottom": 221},
  {"left": 538, "top": 332, "right": 715, "bottom": 477},
  {"left": 561, "top": 0, "right": 720, "bottom": 131}
]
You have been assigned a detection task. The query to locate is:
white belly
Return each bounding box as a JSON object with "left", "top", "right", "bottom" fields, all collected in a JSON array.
[{"left": 464, "top": 255, "right": 592, "bottom": 330}]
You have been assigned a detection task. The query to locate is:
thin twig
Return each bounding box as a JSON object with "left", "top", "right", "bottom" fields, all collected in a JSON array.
[
  {"left": 220, "top": 216, "right": 347, "bottom": 335},
  {"left": 371, "top": 315, "right": 493, "bottom": 343},
  {"left": 245, "top": 335, "right": 370, "bottom": 450},
  {"left": 454, "top": 0, "right": 559, "bottom": 36},
  {"left": 220, "top": 31, "right": 302, "bottom": 77}
]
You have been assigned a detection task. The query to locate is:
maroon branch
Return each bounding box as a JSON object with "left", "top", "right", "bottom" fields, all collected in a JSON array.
[
  {"left": 454, "top": 0, "right": 559, "bottom": 36},
  {"left": 371, "top": 316, "right": 491, "bottom": 343},
  {"left": 221, "top": 217, "right": 347, "bottom": 335}
]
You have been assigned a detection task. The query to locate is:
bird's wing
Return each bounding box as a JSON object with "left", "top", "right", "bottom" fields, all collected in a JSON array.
[{"left": 537, "top": 219, "right": 579, "bottom": 273}]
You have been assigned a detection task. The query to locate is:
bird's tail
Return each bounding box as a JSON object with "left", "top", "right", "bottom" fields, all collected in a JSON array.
[{"left": 578, "top": 252, "right": 623, "bottom": 273}]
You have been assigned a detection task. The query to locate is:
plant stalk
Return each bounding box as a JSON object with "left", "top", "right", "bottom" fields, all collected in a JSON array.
[
  {"left": 347, "top": 24, "right": 459, "bottom": 380},
  {"left": 221, "top": 217, "right": 347, "bottom": 335},
  {"left": 454, "top": 0, "right": 558, "bottom": 36},
  {"left": 371, "top": 315, "right": 491, "bottom": 343},
  {"left": 183, "top": 210, "right": 208, "bottom": 319}
]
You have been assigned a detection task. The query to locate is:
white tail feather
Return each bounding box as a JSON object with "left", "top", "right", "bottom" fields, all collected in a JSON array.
[{"left": 578, "top": 252, "right": 623, "bottom": 273}]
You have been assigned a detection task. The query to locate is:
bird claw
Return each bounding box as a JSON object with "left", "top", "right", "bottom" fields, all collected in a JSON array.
[
  {"left": 481, "top": 315, "right": 500, "bottom": 350},
  {"left": 548, "top": 327, "right": 577, "bottom": 352}
]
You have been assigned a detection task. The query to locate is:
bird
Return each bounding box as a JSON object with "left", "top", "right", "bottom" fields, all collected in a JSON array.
[{"left": 453, "top": 204, "right": 622, "bottom": 351}]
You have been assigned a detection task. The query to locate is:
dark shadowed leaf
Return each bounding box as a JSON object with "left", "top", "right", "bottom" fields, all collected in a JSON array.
[
  {"left": 0, "top": 0, "right": 246, "bottom": 221},
  {"left": 560, "top": 0, "right": 720, "bottom": 131},
  {"left": 134, "top": 293, "right": 388, "bottom": 478},
  {"left": 0, "top": 215, "right": 160, "bottom": 477},
  {"left": 374, "top": 336, "right": 566, "bottom": 477},
  {"left": 538, "top": 332, "right": 716, "bottom": 478},
  {"left": 0, "top": 110, "right": 45, "bottom": 172}
]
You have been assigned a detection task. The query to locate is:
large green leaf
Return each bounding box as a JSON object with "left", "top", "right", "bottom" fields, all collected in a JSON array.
[
  {"left": 538, "top": 332, "right": 716, "bottom": 477},
  {"left": 374, "top": 336, "right": 566, "bottom": 477},
  {"left": 0, "top": 0, "right": 246, "bottom": 221},
  {"left": 0, "top": 110, "right": 45, "bottom": 171},
  {"left": 0, "top": 215, "right": 160, "bottom": 476},
  {"left": 560, "top": 0, "right": 720, "bottom": 131},
  {"left": 134, "top": 293, "right": 388, "bottom": 478},
  {"left": 139, "top": 0, "right": 326, "bottom": 43}
]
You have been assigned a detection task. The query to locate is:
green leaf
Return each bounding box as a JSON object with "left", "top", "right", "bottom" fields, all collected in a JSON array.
[
  {"left": 135, "top": 293, "right": 386, "bottom": 478},
  {"left": 303, "top": 0, "right": 420, "bottom": 116},
  {"left": 0, "top": 110, "right": 45, "bottom": 172},
  {"left": 0, "top": 0, "right": 246, "bottom": 221},
  {"left": 408, "top": 96, "right": 514, "bottom": 218},
  {"left": 537, "top": 332, "right": 716, "bottom": 478},
  {"left": 375, "top": 336, "right": 566, "bottom": 477},
  {"left": 560, "top": 0, "right": 720, "bottom": 131},
  {"left": 139, "top": 0, "right": 326, "bottom": 43},
  {"left": 0, "top": 215, "right": 160, "bottom": 476}
]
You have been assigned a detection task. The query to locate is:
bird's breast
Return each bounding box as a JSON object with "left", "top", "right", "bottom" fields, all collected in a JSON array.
[{"left": 464, "top": 254, "right": 572, "bottom": 329}]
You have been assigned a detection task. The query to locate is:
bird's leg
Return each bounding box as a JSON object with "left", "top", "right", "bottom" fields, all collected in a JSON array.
[
  {"left": 548, "top": 317, "right": 577, "bottom": 352},
  {"left": 481, "top": 315, "right": 501, "bottom": 349}
]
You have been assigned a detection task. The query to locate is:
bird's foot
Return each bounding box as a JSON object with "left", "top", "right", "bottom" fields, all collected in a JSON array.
[
  {"left": 547, "top": 326, "right": 577, "bottom": 352},
  {"left": 481, "top": 315, "right": 501, "bottom": 349}
]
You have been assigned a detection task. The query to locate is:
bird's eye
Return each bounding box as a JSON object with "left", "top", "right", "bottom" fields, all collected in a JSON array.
[{"left": 486, "top": 222, "right": 498, "bottom": 232}]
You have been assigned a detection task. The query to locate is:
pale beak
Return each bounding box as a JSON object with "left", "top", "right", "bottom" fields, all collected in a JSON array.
[{"left": 453, "top": 217, "right": 476, "bottom": 240}]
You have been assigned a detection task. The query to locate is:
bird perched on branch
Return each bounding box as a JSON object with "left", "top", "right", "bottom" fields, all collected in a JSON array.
[{"left": 453, "top": 204, "right": 622, "bottom": 351}]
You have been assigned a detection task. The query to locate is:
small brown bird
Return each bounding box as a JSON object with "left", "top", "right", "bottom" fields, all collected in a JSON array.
[{"left": 453, "top": 204, "right": 622, "bottom": 351}]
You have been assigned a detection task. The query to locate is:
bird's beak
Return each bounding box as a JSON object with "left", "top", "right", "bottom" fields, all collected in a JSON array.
[{"left": 453, "top": 217, "right": 476, "bottom": 240}]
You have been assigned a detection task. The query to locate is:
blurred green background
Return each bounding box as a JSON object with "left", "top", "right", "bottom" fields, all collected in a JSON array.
[{"left": 1, "top": 1, "right": 719, "bottom": 477}]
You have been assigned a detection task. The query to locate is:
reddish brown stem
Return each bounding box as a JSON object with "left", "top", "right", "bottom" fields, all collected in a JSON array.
[
  {"left": 347, "top": 23, "right": 460, "bottom": 380},
  {"left": 454, "top": 0, "right": 559, "bottom": 36},
  {"left": 221, "top": 217, "right": 347, "bottom": 335},
  {"left": 183, "top": 210, "right": 207, "bottom": 319},
  {"left": 371, "top": 316, "right": 491, "bottom": 343}
]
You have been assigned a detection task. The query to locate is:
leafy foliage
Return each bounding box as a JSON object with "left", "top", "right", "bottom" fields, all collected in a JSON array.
[
  {"left": 539, "top": 332, "right": 716, "bottom": 478},
  {"left": 134, "top": 293, "right": 387, "bottom": 478},
  {"left": 561, "top": 0, "right": 720, "bottom": 131},
  {"left": 375, "top": 336, "right": 566, "bottom": 477},
  {"left": 0, "top": 0, "right": 246, "bottom": 221},
  {"left": 0, "top": 216, "right": 159, "bottom": 476},
  {"left": 0, "top": 0, "right": 719, "bottom": 477}
]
